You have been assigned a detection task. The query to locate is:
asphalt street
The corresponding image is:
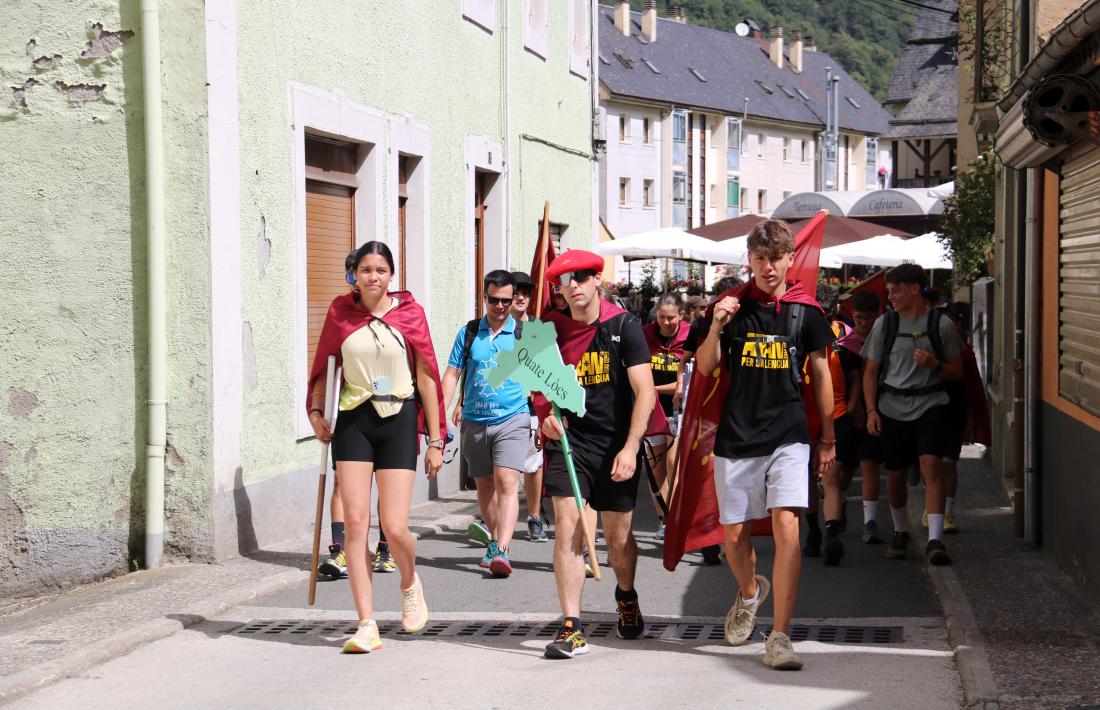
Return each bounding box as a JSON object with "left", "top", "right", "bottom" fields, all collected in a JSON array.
[{"left": 13, "top": 485, "right": 962, "bottom": 709}]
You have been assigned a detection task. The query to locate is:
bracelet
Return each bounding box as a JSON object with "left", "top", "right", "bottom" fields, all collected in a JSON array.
[
  {"left": 818, "top": 438, "right": 837, "bottom": 445},
  {"left": 427, "top": 438, "right": 444, "bottom": 449},
  {"left": 867, "top": 408, "right": 877, "bottom": 414},
  {"left": 309, "top": 408, "right": 323, "bottom": 417}
]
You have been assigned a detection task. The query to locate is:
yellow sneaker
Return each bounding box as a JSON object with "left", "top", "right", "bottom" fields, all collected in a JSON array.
[
  {"left": 341, "top": 619, "right": 382, "bottom": 653},
  {"left": 401, "top": 574, "right": 429, "bottom": 633},
  {"left": 921, "top": 510, "right": 928, "bottom": 529},
  {"left": 944, "top": 512, "right": 959, "bottom": 534}
]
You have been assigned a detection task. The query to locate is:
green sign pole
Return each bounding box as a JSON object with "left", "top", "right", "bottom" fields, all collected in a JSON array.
[{"left": 552, "top": 403, "right": 585, "bottom": 512}]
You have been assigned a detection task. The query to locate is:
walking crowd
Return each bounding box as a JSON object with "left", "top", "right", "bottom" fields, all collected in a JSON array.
[{"left": 306, "top": 218, "right": 989, "bottom": 669}]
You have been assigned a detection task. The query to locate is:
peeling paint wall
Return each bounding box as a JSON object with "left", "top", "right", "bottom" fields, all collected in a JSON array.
[{"left": 0, "top": 1, "right": 213, "bottom": 596}]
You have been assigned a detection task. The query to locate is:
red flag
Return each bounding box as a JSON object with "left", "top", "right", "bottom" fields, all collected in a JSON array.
[
  {"left": 839, "top": 269, "right": 888, "bottom": 320},
  {"left": 529, "top": 227, "right": 558, "bottom": 319},
  {"left": 662, "top": 217, "right": 827, "bottom": 571}
]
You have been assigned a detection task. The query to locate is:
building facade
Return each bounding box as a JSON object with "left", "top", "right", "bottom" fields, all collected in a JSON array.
[
  {"left": 0, "top": 0, "right": 598, "bottom": 596},
  {"left": 596, "top": 2, "right": 892, "bottom": 282},
  {"left": 964, "top": 0, "right": 1100, "bottom": 605}
]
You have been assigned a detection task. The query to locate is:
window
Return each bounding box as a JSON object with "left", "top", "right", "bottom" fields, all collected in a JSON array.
[
  {"left": 462, "top": 0, "right": 495, "bottom": 32},
  {"left": 568, "top": 0, "right": 589, "bottom": 77},
  {"left": 756, "top": 133, "right": 766, "bottom": 159},
  {"left": 619, "top": 177, "right": 630, "bottom": 206},
  {"left": 726, "top": 177, "right": 740, "bottom": 218},
  {"left": 757, "top": 189, "right": 767, "bottom": 214},
  {"left": 672, "top": 109, "right": 687, "bottom": 167},
  {"left": 801, "top": 138, "right": 809, "bottom": 163},
  {"left": 726, "top": 117, "right": 741, "bottom": 171},
  {"left": 524, "top": 0, "right": 549, "bottom": 59},
  {"left": 783, "top": 190, "right": 792, "bottom": 201},
  {"left": 740, "top": 187, "right": 749, "bottom": 213},
  {"left": 643, "top": 179, "right": 654, "bottom": 208},
  {"left": 642, "top": 117, "right": 652, "bottom": 145},
  {"left": 619, "top": 113, "right": 630, "bottom": 143},
  {"left": 866, "top": 137, "right": 879, "bottom": 184},
  {"left": 540, "top": 220, "right": 566, "bottom": 253},
  {"left": 783, "top": 137, "right": 791, "bottom": 162},
  {"left": 305, "top": 136, "right": 358, "bottom": 375},
  {"left": 672, "top": 171, "right": 687, "bottom": 226}
]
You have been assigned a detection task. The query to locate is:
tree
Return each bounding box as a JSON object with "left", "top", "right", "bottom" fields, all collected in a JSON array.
[{"left": 938, "top": 151, "right": 997, "bottom": 285}]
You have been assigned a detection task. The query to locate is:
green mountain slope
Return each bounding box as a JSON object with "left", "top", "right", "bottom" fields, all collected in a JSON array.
[{"left": 627, "top": 0, "right": 916, "bottom": 104}]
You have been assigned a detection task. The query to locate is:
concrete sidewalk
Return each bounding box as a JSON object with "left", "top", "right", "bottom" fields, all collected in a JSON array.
[
  {"left": 0, "top": 492, "right": 482, "bottom": 703},
  {"left": 915, "top": 449, "right": 1100, "bottom": 709}
]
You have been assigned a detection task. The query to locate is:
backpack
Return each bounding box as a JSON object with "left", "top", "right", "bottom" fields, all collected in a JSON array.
[
  {"left": 729, "top": 303, "right": 808, "bottom": 393},
  {"left": 876, "top": 308, "right": 947, "bottom": 397}
]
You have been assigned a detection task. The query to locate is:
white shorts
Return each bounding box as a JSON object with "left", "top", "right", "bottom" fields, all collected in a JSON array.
[
  {"left": 713, "top": 443, "right": 811, "bottom": 525},
  {"left": 523, "top": 415, "right": 542, "bottom": 474}
]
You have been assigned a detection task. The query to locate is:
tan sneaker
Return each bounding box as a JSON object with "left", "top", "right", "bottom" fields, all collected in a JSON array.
[
  {"left": 944, "top": 512, "right": 959, "bottom": 534},
  {"left": 763, "top": 630, "right": 803, "bottom": 670},
  {"left": 724, "top": 574, "right": 770, "bottom": 646},
  {"left": 401, "top": 574, "right": 429, "bottom": 633},
  {"left": 341, "top": 619, "right": 382, "bottom": 653}
]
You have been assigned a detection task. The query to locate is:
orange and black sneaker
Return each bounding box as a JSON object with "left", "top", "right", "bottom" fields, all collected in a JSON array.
[
  {"left": 615, "top": 590, "right": 645, "bottom": 640},
  {"left": 544, "top": 618, "right": 588, "bottom": 659}
]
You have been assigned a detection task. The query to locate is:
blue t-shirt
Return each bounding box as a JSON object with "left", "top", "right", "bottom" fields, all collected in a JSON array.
[{"left": 446, "top": 316, "right": 529, "bottom": 425}]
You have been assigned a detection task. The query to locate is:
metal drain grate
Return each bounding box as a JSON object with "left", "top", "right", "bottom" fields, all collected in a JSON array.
[{"left": 231, "top": 620, "right": 902, "bottom": 644}]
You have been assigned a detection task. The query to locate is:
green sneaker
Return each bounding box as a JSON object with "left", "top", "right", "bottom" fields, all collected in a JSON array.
[
  {"left": 480, "top": 540, "right": 499, "bottom": 569},
  {"left": 468, "top": 518, "right": 491, "bottom": 546}
]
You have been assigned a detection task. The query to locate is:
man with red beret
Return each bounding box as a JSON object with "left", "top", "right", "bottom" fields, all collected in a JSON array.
[{"left": 538, "top": 250, "right": 658, "bottom": 659}]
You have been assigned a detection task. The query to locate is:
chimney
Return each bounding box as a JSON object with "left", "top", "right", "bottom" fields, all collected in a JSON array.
[
  {"left": 769, "top": 26, "right": 784, "bottom": 69},
  {"left": 668, "top": 6, "right": 687, "bottom": 23},
  {"left": 614, "top": 0, "right": 630, "bottom": 36},
  {"left": 642, "top": 0, "right": 657, "bottom": 42},
  {"left": 789, "top": 30, "right": 803, "bottom": 73},
  {"left": 804, "top": 35, "right": 817, "bottom": 53}
]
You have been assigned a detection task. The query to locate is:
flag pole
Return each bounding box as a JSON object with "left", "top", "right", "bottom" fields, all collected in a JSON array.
[
  {"left": 535, "top": 201, "right": 601, "bottom": 582},
  {"left": 308, "top": 356, "right": 338, "bottom": 605}
]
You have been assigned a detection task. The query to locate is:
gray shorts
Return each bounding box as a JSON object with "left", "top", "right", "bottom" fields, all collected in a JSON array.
[
  {"left": 461, "top": 412, "right": 530, "bottom": 476},
  {"left": 713, "top": 443, "right": 810, "bottom": 524}
]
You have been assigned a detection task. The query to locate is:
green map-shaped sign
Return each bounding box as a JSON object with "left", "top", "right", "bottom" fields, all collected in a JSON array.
[{"left": 484, "top": 318, "right": 586, "bottom": 416}]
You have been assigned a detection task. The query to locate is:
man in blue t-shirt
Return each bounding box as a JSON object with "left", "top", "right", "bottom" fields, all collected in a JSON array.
[{"left": 441, "top": 270, "right": 531, "bottom": 578}]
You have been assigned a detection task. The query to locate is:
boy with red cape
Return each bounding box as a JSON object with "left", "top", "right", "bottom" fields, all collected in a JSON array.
[{"left": 664, "top": 216, "right": 836, "bottom": 671}]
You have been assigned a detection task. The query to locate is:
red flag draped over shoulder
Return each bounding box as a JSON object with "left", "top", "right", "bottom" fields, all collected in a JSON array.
[
  {"left": 662, "top": 212, "right": 827, "bottom": 571},
  {"left": 642, "top": 319, "right": 690, "bottom": 360},
  {"left": 307, "top": 291, "right": 447, "bottom": 447}
]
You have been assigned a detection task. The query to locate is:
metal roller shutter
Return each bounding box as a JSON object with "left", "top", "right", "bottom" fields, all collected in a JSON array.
[{"left": 1058, "top": 143, "right": 1100, "bottom": 415}]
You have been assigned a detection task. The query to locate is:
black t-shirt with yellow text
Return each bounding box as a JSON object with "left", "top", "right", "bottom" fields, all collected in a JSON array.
[
  {"left": 716, "top": 301, "right": 834, "bottom": 458},
  {"left": 561, "top": 313, "right": 650, "bottom": 450}
]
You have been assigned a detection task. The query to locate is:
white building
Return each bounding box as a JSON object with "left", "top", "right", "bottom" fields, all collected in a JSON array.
[{"left": 597, "top": 1, "right": 894, "bottom": 283}]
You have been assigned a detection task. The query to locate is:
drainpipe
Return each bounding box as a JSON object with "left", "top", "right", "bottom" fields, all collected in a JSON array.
[
  {"left": 590, "top": 0, "right": 600, "bottom": 246},
  {"left": 141, "top": 0, "right": 167, "bottom": 568},
  {"left": 1011, "top": 170, "right": 1026, "bottom": 537},
  {"left": 1024, "top": 167, "right": 1040, "bottom": 545}
]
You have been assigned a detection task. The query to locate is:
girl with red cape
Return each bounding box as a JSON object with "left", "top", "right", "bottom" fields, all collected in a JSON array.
[{"left": 306, "top": 241, "right": 446, "bottom": 654}]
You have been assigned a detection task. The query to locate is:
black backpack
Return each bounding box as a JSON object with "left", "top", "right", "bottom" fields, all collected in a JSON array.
[{"left": 876, "top": 308, "right": 947, "bottom": 397}]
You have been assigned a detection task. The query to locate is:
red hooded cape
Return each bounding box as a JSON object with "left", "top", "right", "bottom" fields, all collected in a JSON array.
[
  {"left": 532, "top": 299, "right": 671, "bottom": 440},
  {"left": 307, "top": 291, "right": 446, "bottom": 446},
  {"left": 960, "top": 344, "right": 992, "bottom": 446},
  {"left": 642, "top": 319, "right": 691, "bottom": 360}
]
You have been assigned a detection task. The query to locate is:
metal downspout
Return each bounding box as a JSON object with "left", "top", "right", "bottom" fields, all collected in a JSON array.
[
  {"left": 141, "top": 0, "right": 167, "bottom": 568},
  {"left": 1024, "top": 168, "right": 1041, "bottom": 545},
  {"left": 1012, "top": 170, "right": 1026, "bottom": 537}
]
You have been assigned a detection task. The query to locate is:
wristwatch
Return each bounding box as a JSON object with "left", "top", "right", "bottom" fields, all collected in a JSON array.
[{"left": 427, "top": 438, "right": 445, "bottom": 450}]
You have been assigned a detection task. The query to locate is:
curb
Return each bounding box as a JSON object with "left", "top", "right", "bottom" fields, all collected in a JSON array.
[
  {"left": 0, "top": 507, "right": 478, "bottom": 705},
  {"left": 906, "top": 497, "right": 1001, "bottom": 709}
]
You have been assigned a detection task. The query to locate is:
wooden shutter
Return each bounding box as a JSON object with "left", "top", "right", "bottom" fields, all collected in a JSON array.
[
  {"left": 1058, "top": 143, "right": 1100, "bottom": 416},
  {"left": 306, "top": 181, "right": 355, "bottom": 370}
]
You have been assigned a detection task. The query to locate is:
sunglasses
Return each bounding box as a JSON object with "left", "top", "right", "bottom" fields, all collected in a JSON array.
[
  {"left": 486, "top": 295, "right": 514, "bottom": 307},
  {"left": 555, "top": 269, "right": 596, "bottom": 287}
]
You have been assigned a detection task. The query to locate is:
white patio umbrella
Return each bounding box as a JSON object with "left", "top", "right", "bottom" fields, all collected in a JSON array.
[
  {"left": 700, "top": 235, "right": 843, "bottom": 268},
  {"left": 596, "top": 227, "right": 721, "bottom": 262},
  {"left": 927, "top": 181, "right": 955, "bottom": 199},
  {"left": 820, "top": 233, "right": 952, "bottom": 270}
]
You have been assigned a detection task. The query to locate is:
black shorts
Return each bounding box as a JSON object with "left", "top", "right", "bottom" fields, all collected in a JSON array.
[
  {"left": 835, "top": 414, "right": 859, "bottom": 470},
  {"left": 943, "top": 413, "right": 966, "bottom": 462},
  {"left": 879, "top": 405, "right": 953, "bottom": 472},
  {"left": 858, "top": 429, "right": 883, "bottom": 464},
  {"left": 332, "top": 400, "right": 419, "bottom": 470},
  {"left": 544, "top": 439, "right": 642, "bottom": 513}
]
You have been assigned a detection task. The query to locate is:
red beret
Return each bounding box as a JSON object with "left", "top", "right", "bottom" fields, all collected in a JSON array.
[{"left": 544, "top": 249, "right": 605, "bottom": 282}]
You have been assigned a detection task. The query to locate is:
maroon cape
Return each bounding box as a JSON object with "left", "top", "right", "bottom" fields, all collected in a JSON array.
[
  {"left": 960, "top": 344, "right": 992, "bottom": 446},
  {"left": 642, "top": 319, "right": 691, "bottom": 361},
  {"left": 307, "top": 291, "right": 446, "bottom": 446},
  {"left": 662, "top": 279, "right": 824, "bottom": 571}
]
